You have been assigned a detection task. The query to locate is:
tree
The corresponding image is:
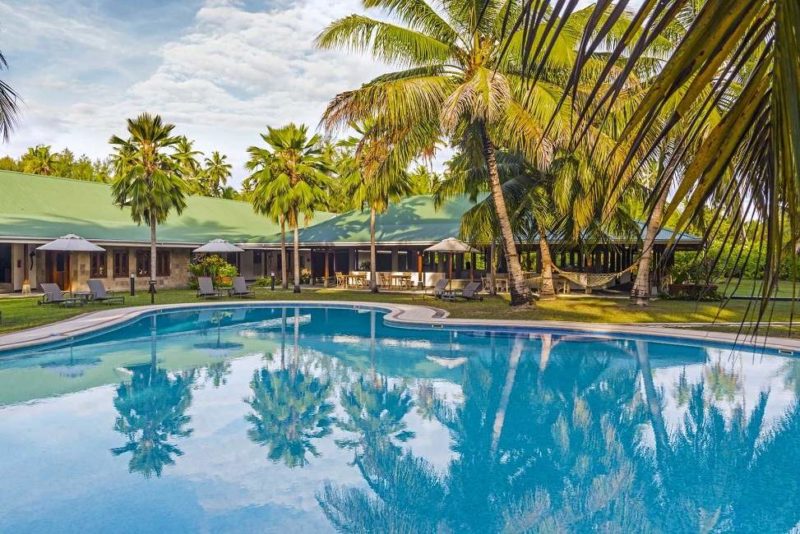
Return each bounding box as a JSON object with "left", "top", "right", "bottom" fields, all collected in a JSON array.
[
  {"left": 316, "top": 2, "right": 611, "bottom": 305},
  {"left": 247, "top": 123, "right": 330, "bottom": 293},
  {"left": 0, "top": 50, "right": 19, "bottom": 140},
  {"left": 202, "top": 151, "right": 232, "bottom": 197},
  {"left": 173, "top": 136, "right": 204, "bottom": 194},
  {"left": 511, "top": 0, "right": 800, "bottom": 318},
  {"left": 21, "top": 145, "right": 58, "bottom": 175},
  {"left": 339, "top": 120, "right": 414, "bottom": 292},
  {"left": 110, "top": 113, "right": 187, "bottom": 293}
]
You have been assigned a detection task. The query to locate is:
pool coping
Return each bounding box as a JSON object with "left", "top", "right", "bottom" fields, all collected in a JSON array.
[{"left": 0, "top": 300, "right": 799, "bottom": 355}]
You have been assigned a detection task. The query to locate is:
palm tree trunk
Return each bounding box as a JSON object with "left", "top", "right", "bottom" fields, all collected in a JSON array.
[
  {"left": 632, "top": 183, "right": 669, "bottom": 306},
  {"left": 370, "top": 206, "right": 378, "bottom": 293},
  {"left": 538, "top": 225, "right": 556, "bottom": 300},
  {"left": 280, "top": 216, "right": 288, "bottom": 289},
  {"left": 635, "top": 340, "right": 670, "bottom": 469},
  {"left": 491, "top": 336, "right": 524, "bottom": 454},
  {"left": 149, "top": 214, "right": 157, "bottom": 289},
  {"left": 293, "top": 224, "right": 301, "bottom": 293},
  {"left": 481, "top": 127, "right": 529, "bottom": 306},
  {"left": 489, "top": 240, "right": 497, "bottom": 295}
]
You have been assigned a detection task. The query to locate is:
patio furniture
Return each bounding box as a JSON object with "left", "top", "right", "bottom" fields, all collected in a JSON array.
[
  {"left": 459, "top": 281, "right": 483, "bottom": 301},
  {"left": 347, "top": 273, "right": 368, "bottom": 288},
  {"left": 87, "top": 279, "right": 125, "bottom": 304},
  {"left": 425, "top": 278, "right": 450, "bottom": 300},
  {"left": 335, "top": 272, "right": 346, "bottom": 288},
  {"left": 391, "top": 273, "right": 413, "bottom": 289},
  {"left": 197, "top": 277, "right": 221, "bottom": 298},
  {"left": 229, "top": 276, "right": 254, "bottom": 298},
  {"left": 39, "top": 283, "right": 84, "bottom": 306}
]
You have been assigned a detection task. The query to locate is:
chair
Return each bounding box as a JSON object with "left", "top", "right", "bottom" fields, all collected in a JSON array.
[
  {"left": 197, "top": 277, "right": 221, "bottom": 298},
  {"left": 87, "top": 279, "right": 125, "bottom": 304},
  {"left": 39, "top": 283, "right": 83, "bottom": 306},
  {"left": 459, "top": 281, "right": 483, "bottom": 301},
  {"left": 335, "top": 272, "right": 346, "bottom": 288},
  {"left": 424, "top": 278, "right": 450, "bottom": 299},
  {"left": 229, "top": 276, "right": 254, "bottom": 298}
]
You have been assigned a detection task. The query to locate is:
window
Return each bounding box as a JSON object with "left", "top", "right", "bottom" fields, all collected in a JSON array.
[
  {"left": 253, "top": 250, "right": 262, "bottom": 265},
  {"left": 113, "top": 250, "right": 129, "bottom": 278},
  {"left": 157, "top": 251, "right": 170, "bottom": 277},
  {"left": 90, "top": 252, "right": 107, "bottom": 278},
  {"left": 135, "top": 250, "right": 170, "bottom": 277},
  {"left": 135, "top": 250, "right": 150, "bottom": 277}
]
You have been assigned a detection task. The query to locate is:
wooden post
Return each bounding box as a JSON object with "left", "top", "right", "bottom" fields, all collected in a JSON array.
[{"left": 324, "top": 249, "right": 330, "bottom": 288}]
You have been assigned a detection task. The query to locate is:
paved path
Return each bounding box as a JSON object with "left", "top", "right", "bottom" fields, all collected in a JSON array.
[{"left": 1, "top": 300, "right": 798, "bottom": 354}]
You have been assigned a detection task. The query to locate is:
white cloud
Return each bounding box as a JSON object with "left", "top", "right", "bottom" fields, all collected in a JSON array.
[{"left": 1, "top": 0, "right": 391, "bottom": 185}]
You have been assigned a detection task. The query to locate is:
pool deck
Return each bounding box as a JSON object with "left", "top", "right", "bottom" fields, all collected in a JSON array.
[{"left": 0, "top": 300, "right": 799, "bottom": 354}]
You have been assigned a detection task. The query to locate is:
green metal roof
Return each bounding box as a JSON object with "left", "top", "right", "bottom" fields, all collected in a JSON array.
[
  {"left": 0, "top": 170, "right": 333, "bottom": 246},
  {"left": 0, "top": 170, "right": 699, "bottom": 248},
  {"left": 296, "top": 194, "right": 476, "bottom": 245}
]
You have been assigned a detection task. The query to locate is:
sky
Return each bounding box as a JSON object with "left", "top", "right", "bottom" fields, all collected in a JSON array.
[{"left": 0, "top": 0, "right": 393, "bottom": 185}]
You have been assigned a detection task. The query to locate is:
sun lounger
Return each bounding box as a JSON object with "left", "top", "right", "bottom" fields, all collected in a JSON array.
[
  {"left": 39, "top": 283, "right": 83, "bottom": 306},
  {"left": 197, "top": 277, "right": 221, "bottom": 298},
  {"left": 87, "top": 279, "right": 125, "bottom": 304},
  {"left": 229, "top": 277, "right": 254, "bottom": 297},
  {"left": 458, "top": 281, "right": 483, "bottom": 301}
]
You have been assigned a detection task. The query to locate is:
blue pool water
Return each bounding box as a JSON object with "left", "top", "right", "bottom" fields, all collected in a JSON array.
[{"left": 0, "top": 305, "right": 798, "bottom": 533}]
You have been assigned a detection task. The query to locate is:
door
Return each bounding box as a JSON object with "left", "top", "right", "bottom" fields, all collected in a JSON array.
[{"left": 45, "top": 252, "right": 70, "bottom": 289}]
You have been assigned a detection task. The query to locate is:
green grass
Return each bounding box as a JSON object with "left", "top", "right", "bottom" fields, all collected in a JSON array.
[
  {"left": 0, "top": 287, "right": 797, "bottom": 335},
  {"left": 723, "top": 278, "right": 798, "bottom": 298}
]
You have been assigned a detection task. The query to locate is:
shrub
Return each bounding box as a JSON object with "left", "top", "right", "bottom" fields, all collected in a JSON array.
[{"left": 189, "top": 255, "right": 238, "bottom": 288}]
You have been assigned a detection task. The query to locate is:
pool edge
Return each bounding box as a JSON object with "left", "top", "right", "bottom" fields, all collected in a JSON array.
[{"left": 0, "top": 300, "right": 798, "bottom": 355}]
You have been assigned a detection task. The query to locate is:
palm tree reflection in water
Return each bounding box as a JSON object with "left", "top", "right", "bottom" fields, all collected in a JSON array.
[
  {"left": 111, "top": 316, "right": 195, "bottom": 479},
  {"left": 317, "top": 334, "right": 800, "bottom": 533},
  {"left": 245, "top": 307, "right": 334, "bottom": 468}
]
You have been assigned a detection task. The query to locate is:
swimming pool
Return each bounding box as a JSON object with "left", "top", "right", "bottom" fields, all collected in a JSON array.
[{"left": 0, "top": 305, "right": 798, "bottom": 532}]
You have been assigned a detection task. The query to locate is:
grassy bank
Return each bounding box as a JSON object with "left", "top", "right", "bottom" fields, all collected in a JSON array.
[{"left": 1, "top": 287, "right": 798, "bottom": 336}]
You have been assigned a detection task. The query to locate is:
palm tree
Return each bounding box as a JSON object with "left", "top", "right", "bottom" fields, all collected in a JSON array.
[
  {"left": 247, "top": 145, "right": 290, "bottom": 289},
  {"left": 515, "top": 0, "right": 800, "bottom": 316},
  {"left": 110, "top": 113, "right": 187, "bottom": 293},
  {"left": 173, "top": 136, "right": 204, "bottom": 194},
  {"left": 316, "top": 3, "right": 623, "bottom": 305},
  {"left": 247, "top": 123, "right": 330, "bottom": 293},
  {"left": 21, "top": 145, "right": 58, "bottom": 175},
  {"left": 339, "top": 120, "right": 414, "bottom": 292},
  {"left": 202, "top": 151, "right": 232, "bottom": 197},
  {"left": 0, "top": 51, "right": 19, "bottom": 141}
]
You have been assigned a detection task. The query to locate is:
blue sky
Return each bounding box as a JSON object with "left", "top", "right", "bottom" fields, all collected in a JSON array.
[{"left": 0, "top": 0, "right": 391, "bottom": 184}]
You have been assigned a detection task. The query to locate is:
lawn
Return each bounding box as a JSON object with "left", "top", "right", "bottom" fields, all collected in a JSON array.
[
  {"left": 1, "top": 287, "right": 798, "bottom": 336},
  {"left": 723, "top": 278, "right": 798, "bottom": 299}
]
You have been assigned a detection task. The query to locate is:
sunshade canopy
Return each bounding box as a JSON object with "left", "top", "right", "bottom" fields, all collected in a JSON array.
[
  {"left": 193, "top": 239, "right": 245, "bottom": 254},
  {"left": 36, "top": 234, "right": 105, "bottom": 252},
  {"left": 424, "top": 237, "right": 479, "bottom": 254}
]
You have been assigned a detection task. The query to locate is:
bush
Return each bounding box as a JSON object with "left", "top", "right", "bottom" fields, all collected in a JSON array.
[{"left": 189, "top": 255, "right": 238, "bottom": 288}]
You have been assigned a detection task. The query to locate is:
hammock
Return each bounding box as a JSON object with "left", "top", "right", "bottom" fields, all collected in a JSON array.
[{"left": 551, "top": 263, "right": 637, "bottom": 289}]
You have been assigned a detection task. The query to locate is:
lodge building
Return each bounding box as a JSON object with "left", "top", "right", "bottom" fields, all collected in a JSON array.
[{"left": 0, "top": 170, "right": 701, "bottom": 294}]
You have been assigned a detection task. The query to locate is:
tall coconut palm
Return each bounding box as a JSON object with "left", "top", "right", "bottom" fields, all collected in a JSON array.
[
  {"left": 316, "top": 2, "right": 617, "bottom": 305},
  {"left": 173, "top": 136, "right": 204, "bottom": 194},
  {"left": 525, "top": 0, "right": 800, "bottom": 318},
  {"left": 110, "top": 113, "right": 187, "bottom": 293},
  {"left": 0, "top": 51, "right": 19, "bottom": 141},
  {"left": 21, "top": 145, "right": 58, "bottom": 175},
  {"left": 247, "top": 145, "right": 290, "bottom": 288},
  {"left": 247, "top": 123, "right": 330, "bottom": 293},
  {"left": 202, "top": 151, "right": 232, "bottom": 197},
  {"left": 339, "top": 121, "right": 415, "bottom": 292}
]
